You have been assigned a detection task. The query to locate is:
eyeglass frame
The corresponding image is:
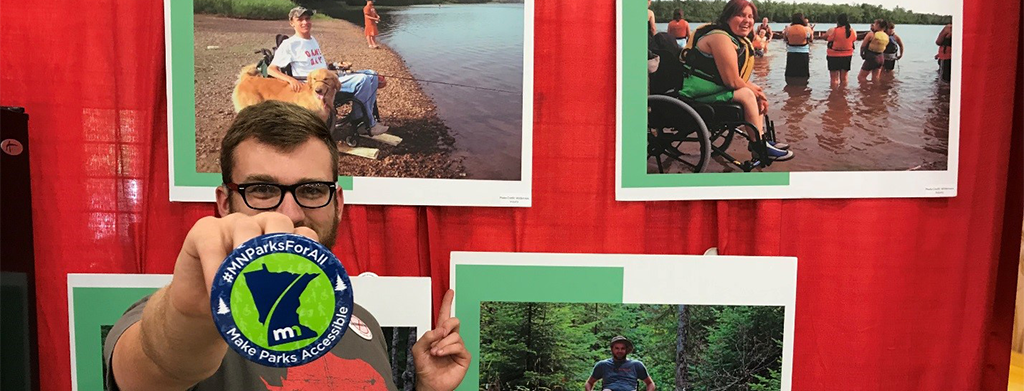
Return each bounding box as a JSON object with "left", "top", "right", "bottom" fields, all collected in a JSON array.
[{"left": 224, "top": 181, "right": 338, "bottom": 211}]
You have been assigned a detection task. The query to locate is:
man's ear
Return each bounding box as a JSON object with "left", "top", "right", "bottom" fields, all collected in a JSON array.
[
  {"left": 215, "top": 185, "right": 231, "bottom": 217},
  {"left": 335, "top": 186, "right": 345, "bottom": 221}
]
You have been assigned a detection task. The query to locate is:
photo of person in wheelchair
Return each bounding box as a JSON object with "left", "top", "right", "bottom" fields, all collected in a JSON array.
[
  {"left": 268, "top": 6, "right": 389, "bottom": 138},
  {"left": 648, "top": 0, "right": 794, "bottom": 174}
]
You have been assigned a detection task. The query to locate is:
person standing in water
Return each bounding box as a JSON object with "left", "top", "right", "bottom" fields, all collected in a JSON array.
[
  {"left": 825, "top": 13, "right": 856, "bottom": 88},
  {"left": 757, "top": 17, "right": 772, "bottom": 43},
  {"left": 667, "top": 9, "right": 691, "bottom": 48},
  {"left": 935, "top": 23, "right": 953, "bottom": 82},
  {"left": 363, "top": 0, "right": 381, "bottom": 49},
  {"left": 882, "top": 21, "right": 905, "bottom": 74},
  {"left": 752, "top": 28, "right": 768, "bottom": 57},
  {"left": 782, "top": 13, "right": 812, "bottom": 79},
  {"left": 858, "top": 19, "right": 889, "bottom": 83}
]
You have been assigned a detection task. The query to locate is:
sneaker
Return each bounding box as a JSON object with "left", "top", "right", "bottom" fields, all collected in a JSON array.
[
  {"left": 369, "top": 123, "right": 390, "bottom": 136},
  {"left": 769, "top": 140, "right": 790, "bottom": 150},
  {"left": 765, "top": 143, "right": 794, "bottom": 161}
]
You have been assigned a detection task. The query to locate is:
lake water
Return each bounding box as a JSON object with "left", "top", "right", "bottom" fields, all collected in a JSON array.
[
  {"left": 654, "top": 22, "right": 950, "bottom": 172},
  {"left": 378, "top": 4, "right": 525, "bottom": 180}
]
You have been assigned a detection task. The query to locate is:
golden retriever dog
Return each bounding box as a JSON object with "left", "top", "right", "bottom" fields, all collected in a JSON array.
[{"left": 232, "top": 65, "right": 340, "bottom": 122}]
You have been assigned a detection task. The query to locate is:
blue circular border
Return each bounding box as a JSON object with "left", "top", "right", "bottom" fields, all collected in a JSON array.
[{"left": 210, "top": 233, "right": 353, "bottom": 367}]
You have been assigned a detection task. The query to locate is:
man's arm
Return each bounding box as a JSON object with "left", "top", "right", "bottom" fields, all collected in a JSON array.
[
  {"left": 110, "top": 213, "right": 319, "bottom": 390},
  {"left": 111, "top": 286, "right": 227, "bottom": 391},
  {"left": 267, "top": 65, "right": 303, "bottom": 92},
  {"left": 584, "top": 377, "right": 597, "bottom": 391},
  {"left": 642, "top": 376, "right": 655, "bottom": 391}
]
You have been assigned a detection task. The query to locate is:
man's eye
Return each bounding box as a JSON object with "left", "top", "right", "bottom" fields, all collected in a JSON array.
[{"left": 247, "top": 185, "right": 280, "bottom": 199}]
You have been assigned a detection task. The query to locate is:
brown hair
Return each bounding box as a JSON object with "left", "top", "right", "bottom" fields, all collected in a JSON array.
[
  {"left": 716, "top": 0, "right": 758, "bottom": 29},
  {"left": 220, "top": 100, "right": 338, "bottom": 184}
]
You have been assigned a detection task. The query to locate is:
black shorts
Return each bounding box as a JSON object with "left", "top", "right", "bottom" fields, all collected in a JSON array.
[
  {"left": 827, "top": 55, "right": 852, "bottom": 71},
  {"left": 941, "top": 59, "right": 952, "bottom": 82},
  {"left": 785, "top": 52, "right": 810, "bottom": 77},
  {"left": 861, "top": 52, "right": 883, "bottom": 71},
  {"left": 883, "top": 57, "right": 897, "bottom": 70}
]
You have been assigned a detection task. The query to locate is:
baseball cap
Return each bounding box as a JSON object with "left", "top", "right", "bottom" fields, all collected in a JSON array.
[
  {"left": 610, "top": 335, "right": 633, "bottom": 349},
  {"left": 288, "top": 6, "right": 315, "bottom": 20}
]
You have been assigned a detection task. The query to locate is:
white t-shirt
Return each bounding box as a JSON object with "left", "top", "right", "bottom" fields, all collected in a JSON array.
[{"left": 270, "top": 35, "right": 327, "bottom": 78}]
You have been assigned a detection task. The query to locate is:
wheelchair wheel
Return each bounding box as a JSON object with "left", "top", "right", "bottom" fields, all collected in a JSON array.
[
  {"left": 647, "top": 95, "right": 711, "bottom": 173},
  {"left": 709, "top": 124, "right": 736, "bottom": 151}
]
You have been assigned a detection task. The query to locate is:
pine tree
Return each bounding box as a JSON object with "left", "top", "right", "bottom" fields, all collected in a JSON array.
[
  {"left": 335, "top": 275, "right": 347, "bottom": 291},
  {"left": 217, "top": 297, "right": 230, "bottom": 315}
]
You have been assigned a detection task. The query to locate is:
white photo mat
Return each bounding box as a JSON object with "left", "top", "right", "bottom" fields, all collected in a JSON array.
[
  {"left": 450, "top": 252, "right": 798, "bottom": 391},
  {"left": 165, "top": 0, "right": 534, "bottom": 207},
  {"left": 68, "top": 273, "right": 432, "bottom": 391}
]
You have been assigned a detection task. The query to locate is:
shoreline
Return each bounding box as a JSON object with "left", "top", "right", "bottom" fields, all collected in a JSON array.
[{"left": 193, "top": 14, "right": 466, "bottom": 179}]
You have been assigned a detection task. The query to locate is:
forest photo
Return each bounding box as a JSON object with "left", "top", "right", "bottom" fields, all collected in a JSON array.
[
  {"left": 383, "top": 326, "right": 418, "bottom": 390},
  {"left": 479, "top": 302, "right": 785, "bottom": 391}
]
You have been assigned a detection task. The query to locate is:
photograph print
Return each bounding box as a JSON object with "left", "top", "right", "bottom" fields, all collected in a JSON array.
[
  {"left": 479, "top": 301, "right": 785, "bottom": 391},
  {"left": 617, "top": 0, "right": 960, "bottom": 200},
  {"left": 451, "top": 252, "right": 798, "bottom": 391},
  {"left": 167, "top": 0, "right": 533, "bottom": 206}
]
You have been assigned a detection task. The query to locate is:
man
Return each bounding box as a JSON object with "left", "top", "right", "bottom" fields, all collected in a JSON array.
[
  {"left": 102, "top": 101, "right": 470, "bottom": 390},
  {"left": 269, "top": 6, "right": 389, "bottom": 136},
  {"left": 584, "top": 336, "right": 655, "bottom": 391}
]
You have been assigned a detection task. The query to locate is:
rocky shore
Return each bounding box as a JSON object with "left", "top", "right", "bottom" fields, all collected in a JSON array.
[{"left": 193, "top": 14, "right": 466, "bottom": 178}]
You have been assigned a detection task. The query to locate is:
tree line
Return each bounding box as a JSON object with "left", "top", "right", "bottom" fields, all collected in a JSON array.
[
  {"left": 479, "top": 301, "right": 785, "bottom": 391},
  {"left": 651, "top": 0, "right": 952, "bottom": 25}
]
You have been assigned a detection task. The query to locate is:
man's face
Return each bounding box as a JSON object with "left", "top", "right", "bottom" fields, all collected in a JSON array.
[
  {"left": 289, "top": 15, "right": 312, "bottom": 37},
  {"left": 611, "top": 342, "right": 629, "bottom": 361},
  {"left": 216, "top": 138, "right": 342, "bottom": 249}
]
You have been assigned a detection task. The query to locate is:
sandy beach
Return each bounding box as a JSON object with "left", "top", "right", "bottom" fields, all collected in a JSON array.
[{"left": 193, "top": 14, "right": 466, "bottom": 178}]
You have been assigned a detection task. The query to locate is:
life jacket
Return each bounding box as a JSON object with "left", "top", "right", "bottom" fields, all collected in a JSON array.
[
  {"left": 786, "top": 24, "right": 809, "bottom": 46},
  {"left": 826, "top": 26, "right": 855, "bottom": 56},
  {"left": 680, "top": 24, "right": 754, "bottom": 86},
  {"left": 884, "top": 33, "right": 899, "bottom": 54},
  {"left": 938, "top": 32, "right": 953, "bottom": 60},
  {"left": 867, "top": 31, "right": 889, "bottom": 53}
]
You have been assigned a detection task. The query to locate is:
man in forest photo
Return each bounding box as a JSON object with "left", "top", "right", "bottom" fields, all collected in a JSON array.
[{"left": 585, "top": 336, "right": 656, "bottom": 391}]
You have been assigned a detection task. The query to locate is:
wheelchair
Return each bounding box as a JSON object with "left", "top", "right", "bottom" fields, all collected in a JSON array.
[
  {"left": 647, "top": 46, "right": 781, "bottom": 173},
  {"left": 254, "top": 34, "right": 381, "bottom": 148}
]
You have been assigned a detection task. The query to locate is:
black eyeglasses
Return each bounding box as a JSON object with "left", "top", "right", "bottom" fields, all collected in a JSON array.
[{"left": 225, "top": 181, "right": 337, "bottom": 210}]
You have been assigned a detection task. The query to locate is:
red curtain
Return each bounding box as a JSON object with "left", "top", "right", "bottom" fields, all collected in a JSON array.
[{"left": 1, "top": 0, "right": 1021, "bottom": 390}]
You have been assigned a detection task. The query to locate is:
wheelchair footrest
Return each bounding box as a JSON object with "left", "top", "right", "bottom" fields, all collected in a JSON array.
[{"left": 361, "top": 133, "right": 403, "bottom": 146}]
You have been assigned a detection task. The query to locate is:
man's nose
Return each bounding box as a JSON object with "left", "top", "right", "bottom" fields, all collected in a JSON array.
[{"left": 274, "top": 192, "right": 305, "bottom": 226}]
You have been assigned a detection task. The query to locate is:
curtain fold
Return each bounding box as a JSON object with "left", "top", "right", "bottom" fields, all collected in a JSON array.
[{"left": 0, "top": 0, "right": 1020, "bottom": 390}]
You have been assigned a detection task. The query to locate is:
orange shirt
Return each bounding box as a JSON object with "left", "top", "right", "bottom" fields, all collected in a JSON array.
[
  {"left": 785, "top": 25, "right": 810, "bottom": 46},
  {"left": 667, "top": 19, "right": 690, "bottom": 39},
  {"left": 363, "top": 4, "right": 379, "bottom": 36},
  {"left": 826, "top": 26, "right": 856, "bottom": 57}
]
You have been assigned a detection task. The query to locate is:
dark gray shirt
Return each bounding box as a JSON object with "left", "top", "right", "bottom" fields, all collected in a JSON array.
[{"left": 103, "top": 294, "right": 397, "bottom": 390}]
